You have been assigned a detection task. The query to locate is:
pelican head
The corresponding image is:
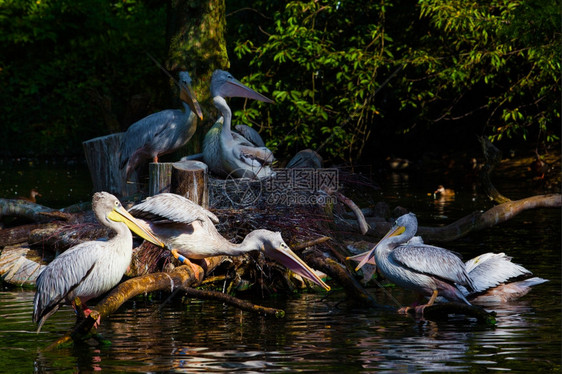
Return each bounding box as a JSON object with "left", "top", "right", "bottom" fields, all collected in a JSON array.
[
  {"left": 247, "top": 229, "right": 330, "bottom": 291},
  {"left": 93, "top": 192, "right": 165, "bottom": 248},
  {"left": 178, "top": 71, "right": 203, "bottom": 120},
  {"left": 211, "top": 70, "right": 274, "bottom": 103},
  {"left": 353, "top": 213, "right": 415, "bottom": 271}
]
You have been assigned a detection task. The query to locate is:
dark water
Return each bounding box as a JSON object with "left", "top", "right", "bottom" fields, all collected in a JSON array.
[{"left": 0, "top": 165, "right": 560, "bottom": 372}]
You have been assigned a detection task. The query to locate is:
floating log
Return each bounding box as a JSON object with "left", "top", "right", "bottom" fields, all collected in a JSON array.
[
  {"left": 171, "top": 160, "right": 209, "bottom": 208},
  {"left": 82, "top": 133, "right": 140, "bottom": 198},
  {"left": 339, "top": 193, "right": 562, "bottom": 242},
  {"left": 148, "top": 162, "right": 173, "bottom": 195}
]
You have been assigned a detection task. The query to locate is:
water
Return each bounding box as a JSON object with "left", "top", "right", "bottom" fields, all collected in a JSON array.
[{"left": 0, "top": 164, "right": 560, "bottom": 372}]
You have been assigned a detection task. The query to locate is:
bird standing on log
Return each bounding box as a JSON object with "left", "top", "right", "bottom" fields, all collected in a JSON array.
[
  {"left": 32, "top": 192, "right": 165, "bottom": 332},
  {"left": 202, "top": 70, "right": 275, "bottom": 179},
  {"left": 129, "top": 193, "right": 330, "bottom": 291},
  {"left": 119, "top": 71, "right": 203, "bottom": 178},
  {"left": 350, "top": 213, "right": 547, "bottom": 311},
  {"left": 352, "top": 213, "right": 475, "bottom": 314}
]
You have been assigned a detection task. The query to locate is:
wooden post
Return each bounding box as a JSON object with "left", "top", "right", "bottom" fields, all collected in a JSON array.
[
  {"left": 148, "top": 163, "right": 173, "bottom": 196},
  {"left": 171, "top": 160, "right": 209, "bottom": 208},
  {"left": 82, "top": 133, "right": 140, "bottom": 198}
]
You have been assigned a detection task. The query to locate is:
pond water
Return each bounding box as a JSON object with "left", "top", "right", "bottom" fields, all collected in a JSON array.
[{"left": 0, "top": 162, "right": 560, "bottom": 372}]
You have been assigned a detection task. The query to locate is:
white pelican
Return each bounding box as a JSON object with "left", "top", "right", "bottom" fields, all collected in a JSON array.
[
  {"left": 202, "top": 70, "right": 275, "bottom": 179},
  {"left": 129, "top": 193, "right": 330, "bottom": 291},
  {"left": 32, "top": 192, "right": 165, "bottom": 332}
]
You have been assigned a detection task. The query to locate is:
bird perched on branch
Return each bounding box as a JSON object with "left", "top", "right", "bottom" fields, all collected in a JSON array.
[
  {"left": 129, "top": 193, "right": 330, "bottom": 291},
  {"left": 32, "top": 192, "right": 164, "bottom": 332}
]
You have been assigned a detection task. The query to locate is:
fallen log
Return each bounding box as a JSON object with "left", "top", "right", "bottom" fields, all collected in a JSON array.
[{"left": 340, "top": 194, "right": 562, "bottom": 242}]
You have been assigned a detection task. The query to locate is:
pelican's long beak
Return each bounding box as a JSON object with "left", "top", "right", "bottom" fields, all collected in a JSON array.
[
  {"left": 351, "top": 224, "right": 406, "bottom": 271},
  {"left": 220, "top": 78, "right": 274, "bottom": 103},
  {"left": 265, "top": 241, "right": 330, "bottom": 291},
  {"left": 109, "top": 206, "right": 166, "bottom": 248},
  {"left": 180, "top": 83, "right": 203, "bottom": 120}
]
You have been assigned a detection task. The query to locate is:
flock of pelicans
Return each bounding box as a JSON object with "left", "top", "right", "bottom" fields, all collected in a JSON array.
[{"left": 31, "top": 70, "right": 547, "bottom": 332}]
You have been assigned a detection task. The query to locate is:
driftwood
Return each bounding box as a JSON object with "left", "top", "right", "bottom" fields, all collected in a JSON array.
[
  {"left": 334, "top": 191, "right": 369, "bottom": 234},
  {"left": 0, "top": 223, "right": 44, "bottom": 247},
  {"left": 0, "top": 199, "right": 57, "bottom": 223},
  {"left": 341, "top": 194, "right": 562, "bottom": 242}
]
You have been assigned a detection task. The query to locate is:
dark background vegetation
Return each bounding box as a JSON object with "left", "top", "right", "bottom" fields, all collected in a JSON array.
[{"left": 1, "top": 0, "right": 559, "bottom": 167}]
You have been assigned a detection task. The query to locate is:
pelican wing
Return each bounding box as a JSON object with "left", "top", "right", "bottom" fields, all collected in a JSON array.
[
  {"left": 234, "top": 124, "right": 265, "bottom": 147},
  {"left": 129, "top": 193, "right": 219, "bottom": 225},
  {"left": 238, "top": 145, "right": 275, "bottom": 166},
  {"left": 33, "top": 243, "right": 97, "bottom": 331},
  {"left": 465, "top": 252, "right": 532, "bottom": 293},
  {"left": 119, "top": 110, "right": 179, "bottom": 168},
  {"left": 392, "top": 244, "right": 474, "bottom": 289}
]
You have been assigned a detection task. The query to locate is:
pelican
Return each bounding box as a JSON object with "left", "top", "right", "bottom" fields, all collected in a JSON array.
[
  {"left": 202, "top": 70, "right": 275, "bottom": 179},
  {"left": 350, "top": 231, "right": 546, "bottom": 307},
  {"left": 32, "top": 192, "right": 164, "bottom": 332},
  {"left": 353, "top": 213, "right": 475, "bottom": 313},
  {"left": 129, "top": 193, "right": 330, "bottom": 291},
  {"left": 119, "top": 71, "right": 203, "bottom": 178}
]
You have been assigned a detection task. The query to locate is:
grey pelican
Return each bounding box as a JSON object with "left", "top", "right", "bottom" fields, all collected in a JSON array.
[
  {"left": 353, "top": 213, "right": 475, "bottom": 313},
  {"left": 351, "top": 214, "right": 546, "bottom": 310},
  {"left": 33, "top": 192, "right": 164, "bottom": 332},
  {"left": 129, "top": 193, "right": 330, "bottom": 291},
  {"left": 202, "top": 70, "right": 275, "bottom": 179},
  {"left": 119, "top": 71, "right": 203, "bottom": 178}
]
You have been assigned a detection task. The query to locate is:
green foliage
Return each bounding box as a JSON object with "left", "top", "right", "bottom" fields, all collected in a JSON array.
[
  {"left": 410, "top": 0, "right": 561, "bottom": 145},
  {"left": 230, "top": 0, "right": 560, "bottom": 162},
  {"left": 0, "top": 0, "right": 166, "bottom": 156},
  {"left": 230, "top": 0, "right": 391, "bottom": 163}
]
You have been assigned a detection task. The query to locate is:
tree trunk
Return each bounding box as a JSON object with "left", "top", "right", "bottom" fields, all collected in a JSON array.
[{"left": 166, "top": 0, "right": 229, "bottom": 155}]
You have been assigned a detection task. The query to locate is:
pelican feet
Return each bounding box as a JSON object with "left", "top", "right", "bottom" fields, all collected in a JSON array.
[
  {"left": 72, "top": 298, "right": 101, "bottom": 330},
  {"left": 398, "top": 304, "right": 428, "bottom": 318},
  {"left": 171, "top": 249, "right": 203, "bottom": 281}
]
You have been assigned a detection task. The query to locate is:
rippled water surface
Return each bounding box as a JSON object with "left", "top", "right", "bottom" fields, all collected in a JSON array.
[{"left": 0, "top": 164, "right": 560, "bottom": 372}]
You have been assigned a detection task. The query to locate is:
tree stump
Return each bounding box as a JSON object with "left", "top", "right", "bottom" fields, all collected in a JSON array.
[
  {"left": 171, "top": 160, "right": 209, "bottom": 208},
  {"left": 148, "top": 163, "right": 173, "bottom": 195},
  {"left": 148, "top": 161, "right": 209, "bottom": 206},
  {"left": 82, "top": 133, "right": 140, "bottom": 198}
]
